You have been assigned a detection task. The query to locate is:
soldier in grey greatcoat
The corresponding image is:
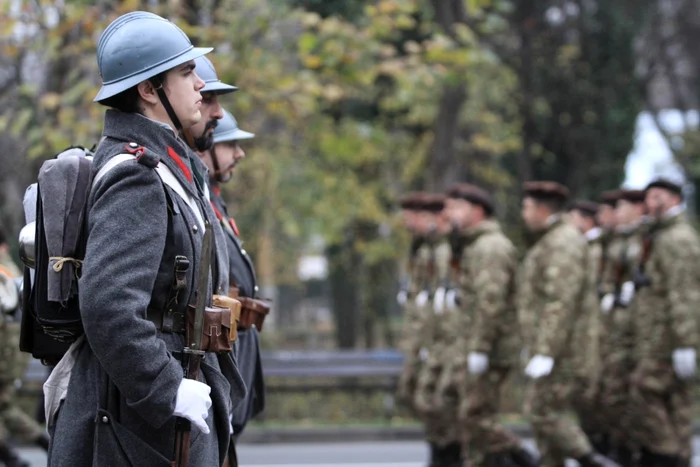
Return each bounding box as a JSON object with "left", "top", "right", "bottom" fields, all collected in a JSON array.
[{"left": 46, "top": 12, "right": 245, "bottom": 467}]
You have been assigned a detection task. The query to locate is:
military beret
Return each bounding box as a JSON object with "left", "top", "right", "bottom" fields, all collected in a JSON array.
[
  {"left": 599, "top": 190, "right": 622, "bottom": 206},
  {"left": 522, "top": 181, "right": 569, "bottom": 202},
  {"left": 399, "top": 192, "right": 427, "bottom": 211},
  {"left": 645, "top": 178, "right": 683, "bottom": 198},
  {"left": 446, "top": 183, "right": 494, "bottom": 216},
  {"left": 421, "top": 193, "right": 446, "bottom": 212},
  {"left": 618, "top": 189, "right": 646, "bottom": 204},
  {"left": 569, "top": 200, "right": 599, "bottom": 217}
]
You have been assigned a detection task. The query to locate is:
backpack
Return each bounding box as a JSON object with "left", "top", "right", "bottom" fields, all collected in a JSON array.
[{"left": 20, "top": 145, "right": 193, "bottom": 365}]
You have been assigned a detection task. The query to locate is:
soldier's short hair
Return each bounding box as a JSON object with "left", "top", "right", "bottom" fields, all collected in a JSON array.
[
  {"left": 522, "top": 181, "right": 569, "bottom": 211},
  {"left": 645, "top": 178, "right": 683, "bottom": 199},
  {"left": 446, "top": 183, "right": 494, "bottom": 216},
  {"left": 599, "top": 190, "right": 622, "bottom": 207},
  {"left": 569, "top": 200, "right": 599, "bottom": 218},
  {"left": 618, "top": 189, "right": 646, "bottom": 204}
]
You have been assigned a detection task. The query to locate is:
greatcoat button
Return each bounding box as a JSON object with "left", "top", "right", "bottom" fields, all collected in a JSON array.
[
  {"left": 102, "top": 416, "right": 109, "bottom": 424},
  {"left": 241, "top": 249, "right": 247, "bottom": 255},
  {"left": 129, "top": 142, "right": 138, "bottom": 148},
  {"left": 193, "top": 225, "right": 199, "bottom": 233}
]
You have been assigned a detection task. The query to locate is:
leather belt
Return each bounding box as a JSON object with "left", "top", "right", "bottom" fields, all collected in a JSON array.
[{"left": 146, "top": 308, "right": 186, "bottom": 334}]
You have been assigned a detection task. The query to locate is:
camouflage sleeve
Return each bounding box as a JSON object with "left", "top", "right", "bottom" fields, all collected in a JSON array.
[
  {"left": 535, "top": 237, "right": 587, "bottom": 358},
  {"left": 658, "top": 228, "right": 700, "bottom": 349},
  {"left": 399, "top": 250, "right": 428, "bottom": 355},
  {"left": 435, "top": 242, "right": 451, "bottom": 286},
  {"left": 469, "top": 238, "right": 514, "bottom": 354}
]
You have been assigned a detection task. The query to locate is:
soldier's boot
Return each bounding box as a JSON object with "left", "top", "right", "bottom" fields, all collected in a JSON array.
[
  {"left": 428, "top": 443, "right": 442, "bottom": 467},
  {"left": 442, "top": 442, "right": 462, "bottom": 467},
  {"left": 35, "top": 433, "right": 50, "bottom": 451},
  {"left": 590, "top": 434, "right": 612, "bottom": 457},
  {"left": 637, "top": 448, "right": 679, "bottom": 467},
  {"left": 0, "top": 441, "right": 31, "bottom": 467},
  {"left": 611, "top": 444, "right": 635, "bottom": 467},
  {"left": 508, "top": 445, "right": 540, "bottom": 467},
  {"left": 577, "top": 451, "right": 622, "bottom": 467}
]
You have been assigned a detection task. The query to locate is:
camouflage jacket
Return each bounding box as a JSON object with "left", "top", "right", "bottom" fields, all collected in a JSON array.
[
  {"left": 581, "top": 227, "right": 604, "bottom": 380},
  {"left": 398, "top": 237, "right": 450, "bottom": 356},
  {"left": 634, "top": 212, "right": 700, "bottom": 360},
  {"left": 451, "top": 220, "right": 519, "bottom": 366},
  {"left": 517, "top": 216, "right": 592, "bottom": 367}
]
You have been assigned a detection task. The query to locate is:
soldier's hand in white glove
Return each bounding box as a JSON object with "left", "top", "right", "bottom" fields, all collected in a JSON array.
[
  {"left": 445, "top": 289, "right": 458, "bottom": 311},
  {"left": 415, "top": 290, "right": 429, "bottom": 308},
  {"left": 468, "top": 352, "right": 489, "bottom": 375},
  {"left": 525, "top": 355, "right": 554, "bottom": 379},
  {"left": 433, "top": 287, "right": 446, "bottom": 314},
  {"left": 673, "top": 348, "right": 696, "bottom": 380},
  {"left": 174, "top": 379, "right": 212, "bottom": 434},
  {"left": 619, "top": 281, "right": 635, "bottom": 306},
  {"left": 600, "top": 293, "right": 614, "bottom": 315},
  {"left": 418, "top": 347, "right": 430, "bottom": 362},
  {"left": 396, "top": 290, "right": 407, "bottom": 306}
]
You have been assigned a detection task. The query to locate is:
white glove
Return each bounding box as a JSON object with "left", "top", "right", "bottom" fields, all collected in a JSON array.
[
  {"left": 673, "top": 348, "right": 696, "bottom": 380},
  {"left": 174, "top": 379, "right": 212, "bottom": 434},
  {"left": 0, "top": 272, "right": 19, "bottom": 314},
  {"left": 433, "top": 287, "right": 446, "bottom": 315},
  {"left": 619, "top": 281, "right": 635, "bottom": 306},
  {"left": 418, "top": 347, "right": 429, "bottom": 361},
  {"left": 445, "top": 289, "right": 458, "bottom": 311},
  {"left": 415, "top": 290, "right": 429, "bottom": 308},
  {"left": 525, "top": 354, "right": 554, "bottom": 379},
  {"left": 396, "top": 290, "right": 407, "bottom": 306},
  {"left": 600, "top": 293, "right": 614, "bottom": 315},
  {"left": 468, "top": 352, "right": 489, "bottom": 374}
]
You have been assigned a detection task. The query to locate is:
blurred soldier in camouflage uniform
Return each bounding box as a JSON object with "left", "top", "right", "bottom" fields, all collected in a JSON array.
[
  {"left": 0, "top": 227, "right": 48, "bottom": 467},
  {"left": 628, "top": 179, "right": 700, "bottom": 467},
  {"left": 396, "top": 192, "right": 433, "bottom": 413},
  {"left": 438, "top": 184, "right": 535, "bottom": 467},
  {"left": 567, "top": 200, "right": 606, "bottom": 455},
  {"left": 409, "top": 194, "right": 462, "bottom": 467},
  {"left": 597, "top": 189, "right": 645, "bottom": 465},
  {"left": 517, "top": 181, "right": 619, "bottom": 467}
]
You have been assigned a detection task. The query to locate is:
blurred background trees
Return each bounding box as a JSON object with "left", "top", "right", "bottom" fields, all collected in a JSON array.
[{"left": 0, "top": 0, "right": 694, "bottom": 350}]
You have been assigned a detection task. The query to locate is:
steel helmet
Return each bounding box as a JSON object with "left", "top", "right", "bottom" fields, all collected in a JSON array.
[
  {"left": 94, "top": 11, "right": 212, "bottom": 103},
  {"left": 213, "top": 110, "right": 255, "bottom": 143},
  {"left": 195, "top": 56, "right": 237, "bottom": 95}
]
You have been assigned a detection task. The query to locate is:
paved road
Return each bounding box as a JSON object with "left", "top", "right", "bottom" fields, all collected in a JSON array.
[{"left": 14, "top": 439, "right": 700, "bottom": 466}]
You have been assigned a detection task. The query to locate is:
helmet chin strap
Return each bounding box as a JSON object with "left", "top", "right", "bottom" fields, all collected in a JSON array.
[
  {"left": 209, "top": 145, "right": 229, "bottom": 184},
  {"left": 149, "top": 76, "right": 184, "bottom": 134}
]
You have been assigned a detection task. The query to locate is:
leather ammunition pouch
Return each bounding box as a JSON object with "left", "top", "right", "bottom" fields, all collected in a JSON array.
[
  {"left": 236, "top": 297, "right": 270, "bottom": 332},
  {"left": 213, "top": 294, "right": 241, "bottom": 343},
  {"left": 187, "top": 304, "right": 233, "bottom": 354}
]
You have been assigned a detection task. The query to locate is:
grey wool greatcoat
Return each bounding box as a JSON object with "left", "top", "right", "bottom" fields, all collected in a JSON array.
[{"left": 47, "top": 110, "right": 246, "bottom": 467}]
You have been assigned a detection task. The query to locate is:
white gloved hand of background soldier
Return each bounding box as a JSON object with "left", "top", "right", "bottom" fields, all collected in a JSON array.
[
  {"left": 619, "top": 281, "right": 635, "bottom": 306},
  {"left": 396, "top": 290, "right": 407, "bottom": 306},
  {"left": 415, "top": 290, "right": 429, "bottom": 308},
  {"left": 524, "top": 354, "right": 554, "bottom": 379},
  {"left": 468, "top": 352, "right": 489, "bottom": 375},
  {"left": 445, "top": 289, "right": 458, "bottom": 311},
  {"left": 418, "top": 347, "right": 430, "bottom": 361},
  {"left": 600, "top": 293, "right": 614, "bottom": 315},
  {"left": 673, "top": 348, "right": 696, "bottom": 380},
  {"left": 174, "top": 379, "right": 212, "bottom": 434},
  {"left": 433, "top": 287, "right": 446, "bottom": 315}
]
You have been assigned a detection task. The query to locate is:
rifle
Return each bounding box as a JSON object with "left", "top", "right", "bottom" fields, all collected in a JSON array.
[
  {"left": 172, "top": 220, "right": 212, "bottom": 467},
  {"left": 633, "top": 230, "right": 654, "bottom": 290}
]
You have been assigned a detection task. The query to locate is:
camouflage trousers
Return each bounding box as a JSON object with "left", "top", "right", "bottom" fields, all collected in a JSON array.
[
  {"left": 396, "top": 356, "right": 422, "bottom": 415},
  {"left": 524, "top": 370, "right": 591, "bottom": 467},
  {"left": 598, "top": 354, "right": 635, "bottom": 448},
  {"left": 570, "top": 375, "right": 605, "bottom": 445},
  {"left": 627, "top": 358, "right": 692, "bottom": 458},
  {"left": 0, "top": 381, "right": 45, "bottom": 443},
  {"left": 414, "top": 359, "right": 459, "bottom": 447},
  {"left": 458, "top": 366, "right": 521, "bottom": 467}
]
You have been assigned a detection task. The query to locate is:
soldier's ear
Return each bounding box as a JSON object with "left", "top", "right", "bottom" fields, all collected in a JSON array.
[{"left": 137, "top": 80, "right": 160, "bottom": 106}]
